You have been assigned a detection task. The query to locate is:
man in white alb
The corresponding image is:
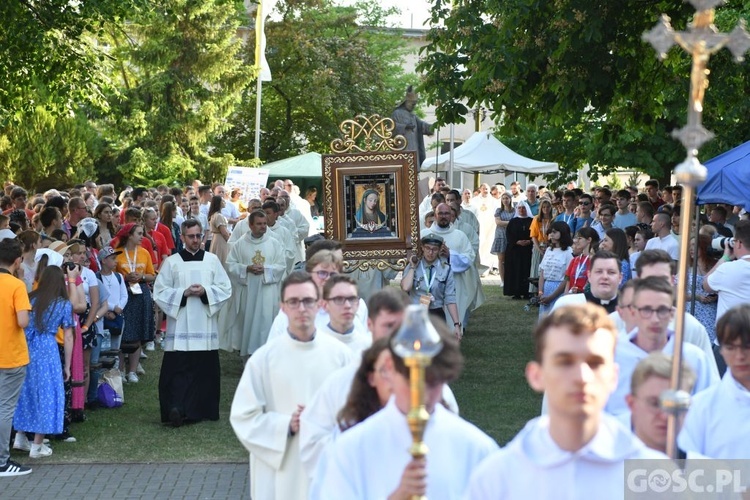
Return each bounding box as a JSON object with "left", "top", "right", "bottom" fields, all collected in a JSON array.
[
  {"left": 318, "top": 275, "right": 371, "bottom": 353},
  {"left": 465, "top": 304, "right": 665, "bottom": 499},
  {"left": 679, "top": 304, "right": 750, "bottom": 458},
  {"left": 230, "top": 272, "right": 353, "bottom": 500},
  {"left": 604, "top": 277, "right": 718, "bottom": 417},
  {"left": 314, "top": 316, "right": 496, "bottom": 499},
  {"left": 219, "top": 211, "right": 286, "bottom": 355}
]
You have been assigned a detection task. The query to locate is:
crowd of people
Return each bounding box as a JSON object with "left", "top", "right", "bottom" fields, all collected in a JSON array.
[{"left": 0, "top": 175, "right": 748, "bottom": 500}]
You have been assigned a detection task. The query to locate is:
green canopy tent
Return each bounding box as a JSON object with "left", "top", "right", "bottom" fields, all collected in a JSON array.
[{"left": 264, "top": 151, "right": 323, "bottom": 213}]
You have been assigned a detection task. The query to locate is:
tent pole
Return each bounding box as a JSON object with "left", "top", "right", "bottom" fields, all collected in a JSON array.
[
  {"left": 473, "top": 106, "right": 481, "bottom": 190},
  {"left": 434, "top": 129, "right": 440, "bottom": 179},
  {"left": 449, "top": 124, "right": 455, "bottom": 188}
]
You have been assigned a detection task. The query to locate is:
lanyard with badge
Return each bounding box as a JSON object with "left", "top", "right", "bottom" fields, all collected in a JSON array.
[
  {"left": 572, "top": 255, "right": 589, "bottom": 289},
  {"left": 124, "top": 248, "right": 143, "bottom": 295},
  {"left": 418, "top": 261, "right": 437, "bottom": 306}
]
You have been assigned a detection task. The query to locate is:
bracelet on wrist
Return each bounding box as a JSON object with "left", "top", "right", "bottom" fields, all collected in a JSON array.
[{"left": 722, "top": 255, "right": 732, "bottom": 262}]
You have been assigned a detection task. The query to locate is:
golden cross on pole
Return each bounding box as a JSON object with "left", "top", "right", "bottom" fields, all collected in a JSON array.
[{"left": 642, "top": 0, "right": 750, "bottom": 459}]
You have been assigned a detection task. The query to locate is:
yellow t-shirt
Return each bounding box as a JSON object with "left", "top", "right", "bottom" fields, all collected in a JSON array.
[
  {"left": 115, "top": 246, "right": 155, "bottom": 278},
  {"left": 0, "top": 273, "right": 32, "bottom": 368}
]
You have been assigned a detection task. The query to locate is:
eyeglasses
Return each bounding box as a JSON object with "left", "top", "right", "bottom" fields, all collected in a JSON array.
[
  {"left": 184, "top": 233, "right": 202, "bottom": 239},
  {"left": 599, "top": 213, "right": 613, "bottom": 217},
  {"left": 283, "top": 298, "right": 318, "bottom": 309},
  {"left": 579, "top": 201, "right": 591, "bottom": 206},
  {"left": 635, "top": 396, "right": 663, "bottom": 412},
  {"left": 314, "top": 270, "right": 338, "bottom": 280},
  {"left": 721, "top": 343, "right": 750, "bottom": 355},
  {"left": 326, "top": 295, "right": 358, "bottom": 306},
  {"left": 630, "top": 305, "right": 673, "bottom": 319}
]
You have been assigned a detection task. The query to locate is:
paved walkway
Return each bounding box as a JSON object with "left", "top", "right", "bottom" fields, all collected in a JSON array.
[{"left": 1, "top": 463, "right": 248, "bottom": 499}]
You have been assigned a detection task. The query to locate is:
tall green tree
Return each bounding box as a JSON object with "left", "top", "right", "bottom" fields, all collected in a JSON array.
[
  {"left": 0, "top": 1, "right": 144, "bottom": 126},
  {"left": 95, "top": 0, "right": 253, "bottom": 185},
  {"left": 418, "top": 1, "right": 750, "bottom": 183},
  {"left": 217, "top": 0, "right": 413, "bottom": 162}
]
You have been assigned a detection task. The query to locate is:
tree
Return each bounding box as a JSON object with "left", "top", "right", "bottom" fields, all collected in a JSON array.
[
  {"left": 94, "top": 0, "right": 253, "bottom": 185},
  {"left": 0, "top": 98, "right": 100, "bottom": 190},
  {"left": 216, "top": 0, "right": 413, "bottom": 162},
  {"left": 418, "top": 0, "right": 750, "bottom": 183},
  {"left": 0, "top": 0, "right": 143, "bottom": 126}
]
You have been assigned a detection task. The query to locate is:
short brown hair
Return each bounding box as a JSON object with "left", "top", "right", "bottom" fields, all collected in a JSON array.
[
  {"left": 630, "top": 352, "right": 695, "bottom": 395},
  {"left": 716, "top": 304, "right": 750, "bottom": 347},
  {"left": 632, "top": 276, "right": 674, "bottom": 303},
  {"left": 533, "top": 303, "right": 617, "bottom": 363},
  {"left": 367, "top": 288, "right": 409, "bottom": 321},
  {"left": 322, "top": 274, "right": 358, "bottom": 299},
  {"left": 390, "top": 315, "right": 464, "bottom": 385},
  {"left": 635, "top": 249, "right": 675, "bottom": 276},
  {"left": 280, "top": 271, "right": 318, "bottom": 301}
]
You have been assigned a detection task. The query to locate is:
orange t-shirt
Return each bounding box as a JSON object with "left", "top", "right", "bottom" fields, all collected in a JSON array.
[
  {"left": 0, "top": 273, "right": 32, "bottom": 368},
  {"left": 114, "top": 246, "right": 155, "bottom": 278}
]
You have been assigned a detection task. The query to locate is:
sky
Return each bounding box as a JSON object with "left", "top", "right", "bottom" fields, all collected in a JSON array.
[{"left": 338, "top": 0, "right": 432, "bottom": 29}]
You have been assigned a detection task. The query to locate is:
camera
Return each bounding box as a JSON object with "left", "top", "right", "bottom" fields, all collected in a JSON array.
[
  {"left": 64, "top": 262, "right": 78, "bottom": 271},
  {"left": 711, "top": 237, "right": 735, "bottom": 252}
]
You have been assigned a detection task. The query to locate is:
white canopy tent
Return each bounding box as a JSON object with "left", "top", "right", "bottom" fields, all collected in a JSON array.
[{"left": 420, "top": 131, "right": 558, "bottom": 175}]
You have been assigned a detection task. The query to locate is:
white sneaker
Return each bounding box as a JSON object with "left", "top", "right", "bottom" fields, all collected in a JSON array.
[
  {"left": 136, "top": 363, "right": 146, "bottom": 375},
  {"left": 12, "top": 433, "right": 30, "bottom": 452},
  {"left": 127, "top": 372, "right": 139, "bottom": 383},
  {"left": 120, "top": 370, "right": 127, "bottom": 381},
  {"left": 29, "top": 443, "right": 53, "bottom": 459},
  {"left": 139, "top": 351, "right": 148, "bottom": 359},
  {"left": 145, "top": 341, "right": 155, "bottom": 351}
]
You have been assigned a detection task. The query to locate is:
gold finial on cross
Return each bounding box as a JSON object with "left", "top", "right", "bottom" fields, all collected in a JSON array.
[
  {"left": 643, "top": 0, "right": 750, "bottom": 167},
  {"left": 642, "top": 0, "right": 750, "bottom": 461}
]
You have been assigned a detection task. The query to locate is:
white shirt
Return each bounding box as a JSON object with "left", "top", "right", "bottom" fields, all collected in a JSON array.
[
  {"left": 644, "top": 233, "right": 679, "bottom": 260},
  {"left": 465, "top": 414, "right": 665, "bottom": 500},
  {"left": 678, "top": 370, "right": 750, "bottom": 459},
  {"left": 317, "top": 322, "right": 372, "bottom": 354},
  {"left": 539, "top": 247, "right": 573, "bottom": 282},
  {"left": 605, "top": 329, "right": 720, "bottom": 416},
  {"left": 314, "top": 397, "right": 497, "bottom": 500},
  {"left": 300, "top": 360, "right": 460, "bottom": 481},
  {"left": 706, "top": 256, "right": 750, "bottom": 325}
]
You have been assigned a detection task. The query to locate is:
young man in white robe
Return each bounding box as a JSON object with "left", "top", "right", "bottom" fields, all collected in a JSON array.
[
  {"left": 314, "top": 316, "right": 496, "bottom": 499},
  {"left": 230, "top": 272, "right": 353, "bottom": 500},
  {"left": 604, "top": 277, "right": 719, "bottom": 417},
  {"left": 466, "top": 304, "right": 665, "bottom": 499},
  {"left": 446, "top": 189, "right": 480, "bottom": 238},
  {"left": 218, "top": 211, "right": 286, "bottom": 356},
  {"left": 470, "top": 183, "right": 499, "bottom": 271},
  {"left": 262, "top": 200, "right": 297, "bottom": 274},
  {"left": 153, "top": 219, "right": 232, "bottom": 426},
  {"left": 318, "top": 275, "right": 371, "bottom": 353},
  {"left": 421, "top": 203, "right": 477, "bottom": 327},
  {"left": 623, "top": 352, "right": 696, "bottom": 456},
  {"left": 277, "top": 192, "right": 309, "bottom": 262},
  {"left": 679, "top": 304, "right": 750, "bottom": 458}
]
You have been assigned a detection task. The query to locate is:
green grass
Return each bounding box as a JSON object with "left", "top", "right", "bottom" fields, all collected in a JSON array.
[
  {"left": 18, "top": 284, "right": 540, "bottom": 464},
  {"left": 451, "top": 286, "right": 542, "bottom": 445}
]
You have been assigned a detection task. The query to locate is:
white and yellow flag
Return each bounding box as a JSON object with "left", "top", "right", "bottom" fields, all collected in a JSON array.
[{"left": 254, "top": 0, "right": 278, "bottom": 82}]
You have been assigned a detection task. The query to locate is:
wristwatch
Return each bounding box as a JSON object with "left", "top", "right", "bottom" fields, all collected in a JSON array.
[{"left": 454, "top": 322, "right": 462, "bottom": 327}]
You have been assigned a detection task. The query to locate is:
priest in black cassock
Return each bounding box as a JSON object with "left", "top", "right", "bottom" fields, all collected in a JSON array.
[{"left": 153, "top": 219, "right": 232, "bottom": 427}]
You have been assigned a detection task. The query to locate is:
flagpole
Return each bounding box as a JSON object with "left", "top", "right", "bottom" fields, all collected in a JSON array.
[{"left": 253, "top": 0, "right": 265, "bottom": 160}]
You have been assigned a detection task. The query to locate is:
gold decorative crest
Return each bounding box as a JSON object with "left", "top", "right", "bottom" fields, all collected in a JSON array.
[
  {"left": 330, "top": 115, "right": 408, "bottom": 154},
  {"left": 251, "top": 250, "right": 265, "bottom": 266}
]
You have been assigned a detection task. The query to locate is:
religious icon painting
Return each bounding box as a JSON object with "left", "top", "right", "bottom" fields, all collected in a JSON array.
[{"left": 322, "top": 150, "right": 419, "bottom": 272}]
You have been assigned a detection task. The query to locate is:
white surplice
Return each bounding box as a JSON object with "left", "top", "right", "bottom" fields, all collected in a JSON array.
[
  {"left": 465, "top": 414, "right": 666, "bottom": 500},
  {"left": 219, "top": 232, "right": 286, "bottom": 355},
  {"left": 230, "top": 333, "right": 353, "bottom": 500},
  {"left": 605, "top": 330, "right": 720, "bottom": 417},
  {"left": 678, "top": 370, "right": 750, "bottom": 459},
  {"left": 300, "top": 361, "right": 460, "bottom": 481},
  {"left": 313, "top": 397, "right": 496, "bottom": 500},
  {"left": 317, "top": 323, "right": 372, "bottom": 354},
  {"left": 470, "top": 194, "right": 499, "bottom": 268},
  {"left": 267, "top": 221, "right": 297, "bottom": 273},
  {"left": 153, "top": 251, "right": 232, "bottom": 351},
  {"left": 267, "top": 299, "right": 369, "bottom": 341}
]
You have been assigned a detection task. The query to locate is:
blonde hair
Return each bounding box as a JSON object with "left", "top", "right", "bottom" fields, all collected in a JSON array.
[
  {"left": 630, "top": 352, "right": 696, "bottom": 395},
  {"left": 305, "top": 249, "right": 343, "bottom": 272}
]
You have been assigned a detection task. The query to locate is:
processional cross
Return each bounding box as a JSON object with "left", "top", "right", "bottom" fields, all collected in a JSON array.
[{"left": 642, "top": 0, "right": 750, "bottom": 459}]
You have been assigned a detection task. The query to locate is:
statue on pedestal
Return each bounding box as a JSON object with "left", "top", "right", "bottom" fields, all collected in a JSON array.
[{"left": 391, "top": 85, "right": 434, "bottom": 168}]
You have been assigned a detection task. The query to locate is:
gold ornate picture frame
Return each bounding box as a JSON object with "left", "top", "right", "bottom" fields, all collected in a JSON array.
[{"left": 323, "top": 115, "right": 419, "bottom": 271}]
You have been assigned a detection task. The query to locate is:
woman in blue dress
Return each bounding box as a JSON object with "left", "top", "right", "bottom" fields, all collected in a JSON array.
[
  {"left": 14, "top": 265, "right": 74, "bottom": 459},
  {"left": 687, "top": 233, "right": 719, "bottom": 343}
]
